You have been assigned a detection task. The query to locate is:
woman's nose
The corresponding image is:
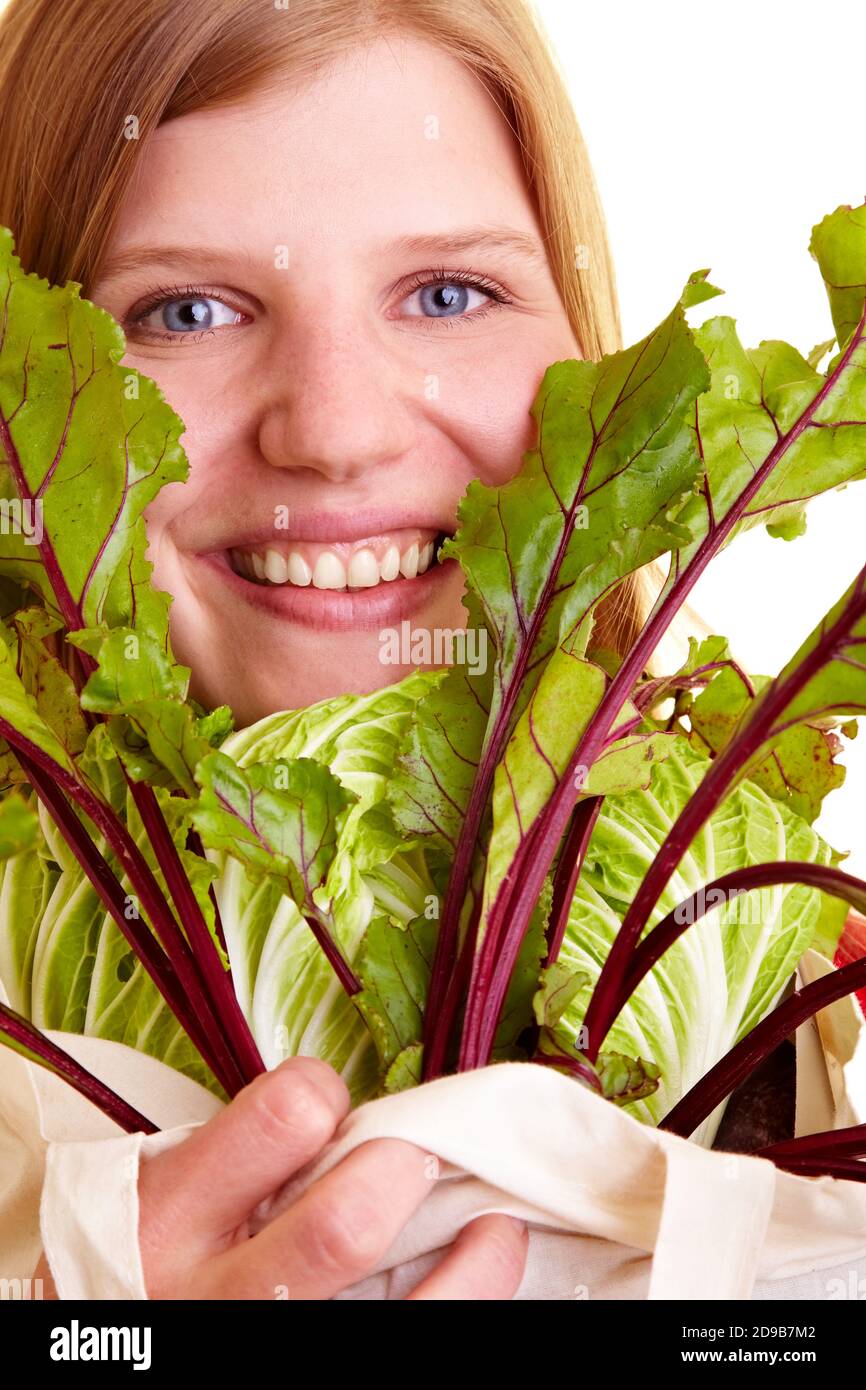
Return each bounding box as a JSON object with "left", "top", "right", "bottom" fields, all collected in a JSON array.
[{"left": 256, "top": 317, "right": 417, "bottom": 484}]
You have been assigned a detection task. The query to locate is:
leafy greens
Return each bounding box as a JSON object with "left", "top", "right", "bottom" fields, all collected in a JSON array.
[{"left": 1, "top": 204, "right": 866, "bottom": 1178}]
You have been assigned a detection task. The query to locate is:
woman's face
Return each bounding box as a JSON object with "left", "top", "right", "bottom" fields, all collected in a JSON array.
[{"left": 89, "top": 35, "right": 581, "bottom": 726}]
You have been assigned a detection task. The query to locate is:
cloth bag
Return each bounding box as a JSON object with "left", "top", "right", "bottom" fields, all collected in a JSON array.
[{"left": 4, "top": 951, "right": 866, "bottom": 1301}]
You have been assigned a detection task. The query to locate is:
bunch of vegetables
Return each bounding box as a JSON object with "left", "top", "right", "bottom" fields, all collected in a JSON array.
[{"left": 1, "top": 200, "right": 866, "bottom": 1178}]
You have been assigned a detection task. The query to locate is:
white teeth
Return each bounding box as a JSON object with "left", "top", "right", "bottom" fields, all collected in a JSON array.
[
  {"left": 234, "top": 536, "right": 440, "bottom": 587},
  {"left": 379, "top": 544, "right": 401, "bottom": 582},
  {"left": 264, "top": 548, "right": 289, "bottom": 584},
  {"left": 399, "top": 543, "right": 419, "bottom": 579},
  {"left": 312, "top": 552, "right": 347, "bottom": 590},
  {"left": 287, "top": 551, "right": 312, "bottom": 586},
  {"left": 347, "top": 548, "right": 379, "bottom": 588}
]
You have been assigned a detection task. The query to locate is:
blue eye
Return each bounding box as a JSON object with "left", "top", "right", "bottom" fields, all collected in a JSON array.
[
  {"left": 403, "top": 279, "right": 493, "bottom": 319},
  {"left": 135, "top": 293, "right": 243, "bottom": 336}
]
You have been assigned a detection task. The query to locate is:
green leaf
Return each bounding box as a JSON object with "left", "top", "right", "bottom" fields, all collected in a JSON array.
[
  {"left": 766, "top": 508, "right": 808, "bottom": 542},
  {"left": 583, "top": 729, "right": 676, "bottom": 795},
  {"left": 70, "top": 625, "right": 187, "bottom": 705},
  {"left": 810, "top": 202, "right": 866, "bottom": 349},
  {"left": 223, "top": 668, "right": 436, "bottom": 791},
  {"left": 689, "top": 664, "right": 850, "bottom": 823},
  {"left": 621, "top": 634, "right": 738, "bottom": 730},
  {"left": 388, "top": 660, "right": 491, "bottom": 852},
  {"left": 449, "top": 300, "right": 708, "bottom": 739},
  {"left": 673, "top": 309, "right": 866, "bottom": 560},
  {"left": 353, "top": 915, "right": 437, "bottom": 1075},
  {"left": 384, "top": 1042, "right": 424, "bottom": 1094},
  {"left": 191, "top": 752, "right": 353, "bottom": 909},
  {"left": 0, "top": 825, "right": 57, "bottom": 1012},
  {"left": 195, "top": 704, "right": 234, "bottom": 748},
  {"left": 595, "top": 1050, "right": 661, "bottom": 1105},
  {"left": 385, "top": 298, "right": 712, "bottom": 1049},
  {"left": 479, "top": 650, "right": 674, "bottom": 948},
  {"left": 677, "top": 633, "right": 733, "bottom": 677},
  {"left": 8, "top": 608, "right": 88, "bottom": 759},
  {"left": 762, "top": 570, "right": 866, "bottom": 732},
  {"left": 680, "top": 268, "right": 724, "bottom": 309},
  {"left": 810, "top": 888, "right": 850, "bottom": 959},
  {"left": 0, "top": 620, "right": 78, "bottom": 776},
  {"left": 0, "top": 792, "right": 38, "bottom": 857},
  {"left": 533, "top": 961, "right": 590, "bottom": 1029},
  {"left": 0, "top": 226, "right": 186, "bottom": 635},
  {"left": 480, "top": 651, "right": 605, "bottom": 935},
  {"left": 66, "top": 627, "right": 217, "bottom": 795},
  {"left": 806, "top": 338, "right": 835, "bottom": 371}
]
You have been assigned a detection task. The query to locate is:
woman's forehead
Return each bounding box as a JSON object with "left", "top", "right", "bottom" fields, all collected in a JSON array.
[{"left": 101, "top": 35, "right": 539, "bottom": 265}]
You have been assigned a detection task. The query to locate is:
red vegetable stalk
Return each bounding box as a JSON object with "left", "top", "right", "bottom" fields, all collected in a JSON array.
[
  {"left": 0, "top": 408, "right": 264, "bottom": 1090},
  {"left": 662, "top": 949, "right": 866, "bottom": 1138},
  {"left": 422, "top": 445, "right": 605, "bottom": 1080},
  {"left": 0, "top": 1002, "right": 158, "bottom": 1134},
  {"left": 5, "top": 730, "right": 245, "bottom": 1095}
]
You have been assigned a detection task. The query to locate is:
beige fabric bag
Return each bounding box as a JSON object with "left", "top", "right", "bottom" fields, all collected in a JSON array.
[{"left": 3, "top": 952, "right": 866, "bottom": 1301}]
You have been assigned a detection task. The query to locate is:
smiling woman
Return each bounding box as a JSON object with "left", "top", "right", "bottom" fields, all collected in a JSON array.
[
  {"left": 2, "top": 0, "right": 865, "bottom": 1313},
  {"left": 0, "top": 0, "right": 666, "bottom": 1304},
  {"left": 0, "top": 0, "right": 659, "bottom": 732}
]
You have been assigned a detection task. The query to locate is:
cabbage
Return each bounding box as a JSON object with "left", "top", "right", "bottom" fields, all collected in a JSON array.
[{"left": 0, "top": 674, "right": 438, "bottom": 1102}]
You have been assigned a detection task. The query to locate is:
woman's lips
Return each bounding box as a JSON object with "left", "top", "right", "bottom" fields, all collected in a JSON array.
[{"left": 197, "top": 545, "right": 457, "bottom": 632}]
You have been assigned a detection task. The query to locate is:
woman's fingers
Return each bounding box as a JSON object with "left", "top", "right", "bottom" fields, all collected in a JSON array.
[
  {"left": 137, "top": 1061, "right": 526, "bottom": 1302},
  {"left": 406, "top": 1214, "right": 528, "bottom": 1301},
  {"left": 204, "top": 1138, "right": 436, "bottom": 1300},
  {"left": 139, "top": 1057, "right": 350, "bottom": 1257}
]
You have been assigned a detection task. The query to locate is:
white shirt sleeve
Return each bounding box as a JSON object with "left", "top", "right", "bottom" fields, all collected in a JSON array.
[{"left": 0, "top": 972, "right": 222, "bottom": 1299}]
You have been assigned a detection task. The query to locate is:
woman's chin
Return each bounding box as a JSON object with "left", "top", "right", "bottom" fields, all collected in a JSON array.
[
  {"left": 172, "top": 550, "right": 471, "bottom": 725},
  {"left": 190, "top": 654, "right": 431, "bottom": 728}
]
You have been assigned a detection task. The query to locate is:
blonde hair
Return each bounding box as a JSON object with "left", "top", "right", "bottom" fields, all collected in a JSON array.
[{"left": 0, "top": 0, "right": 699, "bottom": 664}]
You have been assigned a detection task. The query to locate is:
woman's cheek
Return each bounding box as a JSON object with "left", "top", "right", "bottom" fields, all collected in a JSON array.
[{"left": 436, "top": 340, "right": 575, "bottom": 488}]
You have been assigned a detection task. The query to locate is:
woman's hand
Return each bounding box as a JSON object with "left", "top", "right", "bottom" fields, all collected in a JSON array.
[{"left": 36, "top": 1057, "right": 528, "bottom": 1300}]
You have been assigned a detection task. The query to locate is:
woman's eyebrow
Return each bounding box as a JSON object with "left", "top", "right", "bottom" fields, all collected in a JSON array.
[
  {"left": 96, "top": 244, "right": 262, "bottom": 281},
  {"left": 381, "top": 227, "right": 549, "bottom": 268},
  {"left": 95, "top": 227, "right": 548, "bottom": 282}
]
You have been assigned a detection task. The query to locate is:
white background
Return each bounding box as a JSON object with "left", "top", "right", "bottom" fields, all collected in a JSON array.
[{"left": 539, "top": 0, "right": 866, "bottom": 874}]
